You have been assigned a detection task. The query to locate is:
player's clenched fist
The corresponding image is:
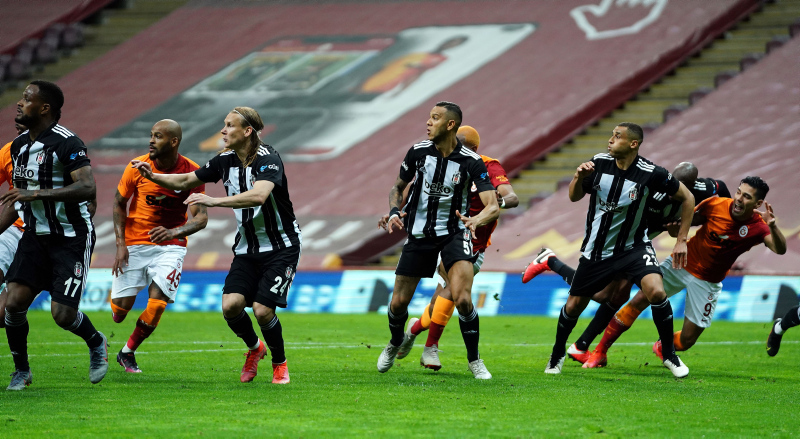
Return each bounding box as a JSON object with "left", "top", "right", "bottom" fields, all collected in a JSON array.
[{"left": 575, "top": 161, "right": 595, "bottom": 179}]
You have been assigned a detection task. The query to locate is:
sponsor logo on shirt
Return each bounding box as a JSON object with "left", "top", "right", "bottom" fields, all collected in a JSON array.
[
  {"left": 69, "top": 151, "right": 86, "bottom": 160},
  {"left": 401, "top": 161, "right": 408, "bottom": 171},
  {"left": 13, "top": 165, "right": 34, "bottom": 179},
  {"left": 423, "top": 180, "right": 452, "bottom": 197},
  {"left": 598, "top": 198, "right": 623, "bottom": 214}
]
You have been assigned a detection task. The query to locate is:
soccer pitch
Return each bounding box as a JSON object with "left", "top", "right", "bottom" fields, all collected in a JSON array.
[{"left": 1, "top": 312, "right": 798, "bottom": 437}]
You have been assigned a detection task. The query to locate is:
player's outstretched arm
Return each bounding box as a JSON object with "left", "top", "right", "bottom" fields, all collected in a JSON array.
[
  {"left": 112, "top": 190, "right": 130, "bottom": 276},
  {"left": 149, "top": 204, "right": 209, "bottom": 243},
  {"left": 569, "top": 161, "right": 594, "bottom": 202},
  {"left": 130, "top": 160, "right": 203, "bottom": 191},
  {"left": 185, "top": 180, "right": 274, "bottom": 209},
  {"left": 669, "top": 182, "right": 695, "bottom": 268},
  {"left": 0, "top": 165, "right": 96, "bottom": 205},
  {"left": 758, "top": 202, "right": 787, "bottom": 255}
]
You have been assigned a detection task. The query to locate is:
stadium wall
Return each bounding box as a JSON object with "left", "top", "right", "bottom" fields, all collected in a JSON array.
[{"left": 26, "top": 270, "right": 800, "bottom": 323}]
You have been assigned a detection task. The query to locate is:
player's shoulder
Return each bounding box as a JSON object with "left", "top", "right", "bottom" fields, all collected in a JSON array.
[
  {"left": 177, "top": 154, "right": 202, "bottom": 171},
  {"left": 412, "top": 140, "right": 433, "bottom": 150},
  {"left": 634, "top": 155, "right": 658, "bottom": 173},
  {"left": 592, "top": 153, "right": 614, "bottom": 161},
  {"left": 457, "top": 145, "right": 481, "bottom": 161}
]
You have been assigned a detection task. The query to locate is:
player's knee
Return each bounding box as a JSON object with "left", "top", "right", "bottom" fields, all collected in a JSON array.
[
  {"left": 51, "top": 305, "right": 77, "bottom": 328},
  {"left": 252, "top": 305, "right": 275, "bottom": 322}
]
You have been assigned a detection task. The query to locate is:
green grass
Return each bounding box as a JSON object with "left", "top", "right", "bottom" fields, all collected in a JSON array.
[{"left": 1, "top": 312, "right": 799, "bottom": 437}]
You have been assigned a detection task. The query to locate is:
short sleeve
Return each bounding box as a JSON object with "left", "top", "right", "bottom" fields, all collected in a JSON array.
[
  {"left": 116, "top": 165, "right": 138, "bottom": 199},
  {"left": 649, "top": 166, "right": 680, "bottom": 196},
  {"left": 399, "top": 147, "right": 416, "bottom": 182},
  {"left": 0, "top": 143, "right": 12, "bottom": 187},
  {"left": 693, "top": 197, "right": 716, "bottom": 216},
  {"left": 485, "top": 160, "right": 509, "bottom": 188},
  {"left": 194, "top": 155, "right": 222, "bottom": 183},
  {"left": 468, "top": 158, "right": 494, "bottom": 193},
  {"left": 253, "top": 154, "right": 284, "bottom": 185},
  {"left": 58, "top": 137, "right": 91, "bottom": 174}
]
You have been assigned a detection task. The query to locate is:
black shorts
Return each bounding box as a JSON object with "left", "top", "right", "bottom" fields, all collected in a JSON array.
[
  {"left": 395, "top": 230, "right": 477, "bottom": 278},
  {"left": 222, "top": 245, "right": 301, "bottom": 309},
  {"left": 6, "top": 231, "right": 95, "bottom": 309},
  {"left": 569, "top": 244, "right": 662, "bottom": 297}
]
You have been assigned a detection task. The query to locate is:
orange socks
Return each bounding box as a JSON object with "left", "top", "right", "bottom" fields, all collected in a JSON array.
[
  {"left": 110, "top": 301, "right": 129, "bottom": 319},
  {"left": 431, "top": 297, "right": 455, "bottom": 326},
  {"left": 419, "top": 304, "right": 432, "bottom": 330},
  {"left": 673, "top": 331, "right": 685, "bottom": 351},
  {"left": 139, "top": 298, "right": 167, "bottom": 327},
  {"left": 615, "top": 304, "right": 642, "bottom": 328}
]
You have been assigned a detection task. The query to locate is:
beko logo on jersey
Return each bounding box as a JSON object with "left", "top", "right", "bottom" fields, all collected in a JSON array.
[
  {"left": 424, "top": 180, "right": 452, "bottom": 197},
  {"left": 598, "top": 198, "right": 623, "bottom": 213},
  {"left": 13, "top": 165, "right": 34, "bottom": 179}
]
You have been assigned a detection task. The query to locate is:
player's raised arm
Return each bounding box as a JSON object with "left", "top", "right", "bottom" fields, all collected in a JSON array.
[
  {"left": 758, "top": 202, "right": 787, "bottom": 255},
  {"left": 130, "top": 160, "right": 203, "bottom": 191},
  {"left": 669, "top": 181, "right": 695, "bottom": 268},
  {"left": 569, "top": 161, "right": 595, "bottom": 202}
]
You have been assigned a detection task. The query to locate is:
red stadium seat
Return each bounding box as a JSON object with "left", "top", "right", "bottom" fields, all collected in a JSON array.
[
  {"left": 739, "top": 52, "right": 764, "bottom": 71},
  {"left": 688, "top": 87, "right": 714, "bottom": 105},
  {"left": 714, "top": 70, "right": 739, "bottom": 88}
]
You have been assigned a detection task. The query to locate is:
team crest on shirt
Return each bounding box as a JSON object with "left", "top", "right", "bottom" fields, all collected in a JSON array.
[
  {"left": 739, "top": 225, "right": 748, "bottom": 237},
  {"left": 470, "top": 182, "right": 477, "bottom": 192},
  {"left": 74, "top": 262, "right": 83, "bottom": 277},
  {"left": 452, "top": 172, "right": 461, "bottom": 185},
  {"left": 629, "top": 187, "right": 638, "bottom": 201},
  {"left": 35, "top": 152, "right": 45, "bottom": 165},
  {"left": 250, "top": 174, "right": 256, "bottom": 187},
  {"left": 285, "top": 266, "right": 293, "bottom": 278}
]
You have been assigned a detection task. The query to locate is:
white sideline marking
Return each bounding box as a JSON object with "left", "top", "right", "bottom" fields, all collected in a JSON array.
[{"left": 0, "top": 340, "right": 795, "bottom": 359}]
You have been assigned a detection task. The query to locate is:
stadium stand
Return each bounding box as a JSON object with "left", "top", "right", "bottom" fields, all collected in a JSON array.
[
  {"left": 485, "top": 36, "right": 800, "bottom": 275},
  {"left": 0, "top": 0, "right": 795, "bottom": 273}
]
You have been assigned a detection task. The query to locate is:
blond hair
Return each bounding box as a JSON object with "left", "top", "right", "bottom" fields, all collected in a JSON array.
[{"left": 220, "top": 106, "right": 265, "bottom": 167}]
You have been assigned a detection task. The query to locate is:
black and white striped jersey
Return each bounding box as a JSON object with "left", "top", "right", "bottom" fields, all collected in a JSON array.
[
  {"left": 399, "top": 140, "right": 494, "bottom": 239},
  {"left": 195, "top": 144, "right": 301, "bottom": 255},
  {"left": 10, "top": 123, "right": 93, "bottom": 237},
  {"left": 579, "top": 153, "right": 679, "bottom": 261},
  {"left": 646, "top": 176, "right": 729, "bottom": 239}
]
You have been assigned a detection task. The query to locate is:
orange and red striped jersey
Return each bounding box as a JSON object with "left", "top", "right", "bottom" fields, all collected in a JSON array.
[
  {"left": 685, "top": 197, "right": 770, "bottom": 283},
  {"left": 117, "top": 154, "right": 205, "bottom": 247},
  {"left": 467, "top": 155, "right": 510, "bottom": 252}
]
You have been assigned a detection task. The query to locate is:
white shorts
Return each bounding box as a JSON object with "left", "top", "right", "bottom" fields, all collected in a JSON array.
[
  {"left": 112, "top": 245, "right": 187, "bottom": 301},
  {"left": 435, "top": 252, "right": 485, "bottom": 287},
  {"left": 0, "top": 227, "right": 22, "bottom": 275},
  {"left": 661, "top": 256, "right": 722, "bottom": 328}
]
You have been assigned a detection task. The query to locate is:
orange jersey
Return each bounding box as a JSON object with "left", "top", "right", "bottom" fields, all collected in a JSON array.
[
  {"left": 685, "top": 197, "right": 771, "bottom": 283},
  {"left": 0, "top": 142, "right": 25, "bottom": 232},
  {"left": 467, "top": 155, "right": 510, "bottom": 252},
  {"left": 118, "top": 154, "right": 205, "bottom": 247}
]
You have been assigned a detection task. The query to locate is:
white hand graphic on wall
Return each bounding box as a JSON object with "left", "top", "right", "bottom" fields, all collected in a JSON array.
[{"left": 571, "top": 0, "right": 668, "bottom": 40}]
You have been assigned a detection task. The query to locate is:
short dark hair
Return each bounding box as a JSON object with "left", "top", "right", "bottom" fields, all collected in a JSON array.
[
  {"left": 30, "top": 80, "right": 64, "bottom": 122},
  {"left": 435, "top": 101, "right": 462, "bottom": 130},
  {"left": 741, "top": 176, "right": 769, "bottom": 200},
  {"left": 618, "top": 122, "right": 643, "bottom": 145}
]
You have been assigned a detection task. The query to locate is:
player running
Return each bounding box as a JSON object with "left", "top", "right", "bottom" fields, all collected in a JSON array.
[
  {"left": 577, "top": 177, "right": 785, "bottom": 367},
  {"left": 111, "top": 119, "right": 208, "bottom": 373},
  {"left": 384, "top": 125, "right": 518, "bottom": 371},
  {"left": 131, "top": 107, "right": 301, "bottom": 384},
  {"left": 377, "top": 102, "right": 500, "bottom": 379}
]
